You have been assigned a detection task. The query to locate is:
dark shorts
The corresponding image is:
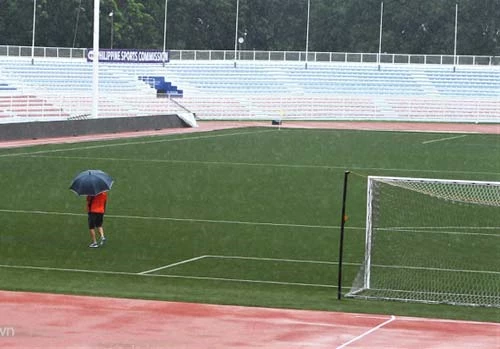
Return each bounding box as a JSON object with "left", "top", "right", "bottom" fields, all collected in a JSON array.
[{"left": 88, "top": 213, "right": 104, "bottom": 229}]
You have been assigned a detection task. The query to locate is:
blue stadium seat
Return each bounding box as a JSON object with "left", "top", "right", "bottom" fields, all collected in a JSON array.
[{"left": 138, "top": 76, "right": 183, "bottom": 97}]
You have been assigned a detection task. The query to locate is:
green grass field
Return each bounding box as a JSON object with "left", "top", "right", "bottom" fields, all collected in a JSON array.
[{"left": 0, "top": 127, "right": 498, "bottom": 322}]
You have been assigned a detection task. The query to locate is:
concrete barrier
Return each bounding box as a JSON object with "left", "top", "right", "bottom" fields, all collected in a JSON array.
[{"left": 0, "top": 114, "right": 188, "bottom": 141}]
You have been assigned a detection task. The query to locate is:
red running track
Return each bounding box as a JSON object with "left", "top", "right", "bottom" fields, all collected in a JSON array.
[{"left": 0, "top": 291, "right": 498, "bottom": 349}]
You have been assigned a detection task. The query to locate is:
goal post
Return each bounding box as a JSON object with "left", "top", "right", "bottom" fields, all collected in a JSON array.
[{"left": 346, "top": 175, "right": 500, "bottom": 307}]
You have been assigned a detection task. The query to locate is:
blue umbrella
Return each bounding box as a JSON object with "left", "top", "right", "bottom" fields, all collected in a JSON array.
[{"left": 70, "top": 170, "right": 114, "bottom": 196}]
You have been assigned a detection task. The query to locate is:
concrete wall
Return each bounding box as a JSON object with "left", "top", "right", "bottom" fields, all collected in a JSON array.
[{"left": 0, "top": 114, "right": 188, "bottom": 141}]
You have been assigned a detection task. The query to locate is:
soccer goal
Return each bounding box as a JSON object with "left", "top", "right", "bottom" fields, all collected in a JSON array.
[{"left": 346, "top": 176, "right": 500, "bottom": 307}]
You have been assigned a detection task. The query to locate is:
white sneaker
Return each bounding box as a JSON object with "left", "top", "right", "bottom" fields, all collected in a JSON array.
[
  {"left": 99, "top": 237, "right": 107, "bottom": 246},
  {"left": 89, "top": 242, "right": 99, "bottom": 248}
]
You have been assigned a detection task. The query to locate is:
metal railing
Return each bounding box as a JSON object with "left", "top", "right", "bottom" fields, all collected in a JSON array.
[{"left": 0, "top": 45, "right": 498, "bottom": 66}]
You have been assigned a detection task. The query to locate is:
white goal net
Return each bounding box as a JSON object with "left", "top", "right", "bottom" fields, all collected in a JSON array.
[{"left": 346, "top": 176, "right": 500, "bottom": 307}]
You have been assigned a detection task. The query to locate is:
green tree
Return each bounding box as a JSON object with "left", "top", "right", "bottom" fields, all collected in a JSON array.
[
  {"left": 0, "top": 0, "right": 36, "bottom": 45},
  {"left": 0, "top": 0, "right": 498, "bottom": 55},
  {"left": 458, "top": 0, "right": 500, "bottom": 55},
  {"left": 112, "top": 0, "right": 158, "bottom": 49}
]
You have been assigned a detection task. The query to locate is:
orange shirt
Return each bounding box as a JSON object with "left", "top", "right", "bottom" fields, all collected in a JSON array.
[{"left": 87, "top": 192, "right": 108, "bottom": 213}]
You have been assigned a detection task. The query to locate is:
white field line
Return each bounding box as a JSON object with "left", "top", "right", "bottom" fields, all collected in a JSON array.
[
  {"left": 1, "top": 253, "right": 497, "bottom": 290},
  {"left": 0, "top": 208, "right": 85, "bottom": 217},
  {"left": 207, "top": 255, "right": 361, "bottom": 267},
  {"left": 371, "top": 263, "right": 500, "bottom": 275},
  {"left": 0, "top": 208, "right": 350, "bottom": 230},
  {"left": 0, "top": 126, "right": 498, "bottom": 177},
  {"left": 139, "top": 255, "right": 208, "bottom": 275},
  {"left": 201, "top": 255, "right": 500, "bottom": 275},
  {"left": 0, "top": 263, "right": 342, "bottom": 289},
  {"left": 422, "top": 134, "right": 467, "bottom": 144},
  {"left": 385, "top": 226, "right": 500, "bottom": 230},
  {"left": 1, "top": 209, "right": 497, "bottom": 274},
  {"left": 335, "top": 315, "right": 396, "bottom": 349},
  {"left": 2, "top": 208, "right": 497, "bottom": 238},
  {"left": 1, "top": 207, "right": 498, "bottom": 274},
  {"left": 366, "top": 286, "right": 500, "bottom": 300},
  {"left": 13, "top": 153, "right": 500, "bottom": 177},
  {"left": 378, "top": 227, "right": 500, "bottom": 237},
  {"left": 24, "top": 154, "right": 343, "bottom": 170},
  {"left": 0, "top": 129, "right": 277, "bottom": 158},
  {"left": 154, "top": 254, "right": 498, "bottom": 277},
  {"left": 1, "top": 208, "right": 495, "bottom": 237},
  {"left": 110, "top": 212, "right": 340, "bottom": 230}
]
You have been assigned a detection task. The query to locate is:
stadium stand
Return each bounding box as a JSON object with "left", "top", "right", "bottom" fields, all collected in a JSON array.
[
  {"left": 0, "top": 56, "right": 498, "bottom": 123},
  {"left": 0, "top": 95, "right": 69, "bottom": 119},
  {"left": 0, "top": 82, "right": 16, "bottom": 92}
]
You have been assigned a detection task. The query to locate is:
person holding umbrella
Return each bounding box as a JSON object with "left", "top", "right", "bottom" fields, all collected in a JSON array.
[
  {"left": 87, "top": 192, "right": 108, "bottom": 248},
  {"left": 70, "top": 170, "right": 114, "bottom": 248}
]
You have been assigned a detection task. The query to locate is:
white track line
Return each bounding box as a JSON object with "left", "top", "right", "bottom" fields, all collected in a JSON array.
[
  {"left": 422, "top": 134, "right": 467, "bottom": 144},
  {"left": 139, "top": 255, "right": 208, "bottom": 275},
  {"left": 394, "top": 315, "right": 500, "bottom": 326},
  {"left": 335, "top": 315, "right": 396, "bottom": 349}
]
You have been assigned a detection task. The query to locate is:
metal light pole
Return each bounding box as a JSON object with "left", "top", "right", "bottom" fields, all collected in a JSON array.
[
  {"left": 72, "top": 0, "right": 83, "bottom": 48},
  {"left": 453, "top": 3, "right": 458, "bottom": 72},
  {"left": 162, "top": 0, "right": 168, "bottom": 66},
  {"left": 233, "top": 0, "right": 240, "bottom": 68},
  {"left": 378, "top": 1, "right": 384, "bottom": 71},
  {"left": 31, "top": 0, "right": 37, "bottom": 65},
  {"left": 92, "top": 0, "right": 100, "bottom": 119},
  {"left": 305, "top": 0, "right": 310, "bottom": 69},
  {"left": 109, "top": 11, "right": 114, "bottom": 49}
]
